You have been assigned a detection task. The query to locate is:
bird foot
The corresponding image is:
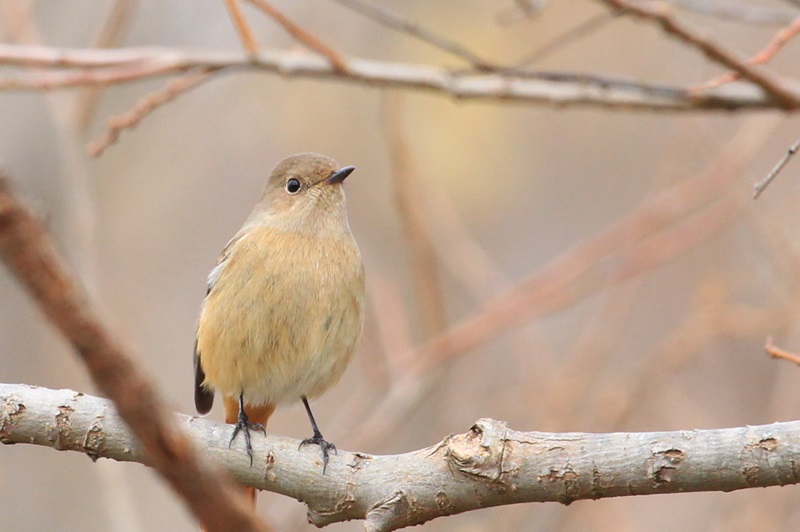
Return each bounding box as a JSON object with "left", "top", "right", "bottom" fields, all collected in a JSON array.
[
  {"left": 299, "top": 431, "right": 337, "bottom": 473},
  {"left": 230, "top": 410, "right": 266, "bottom": 466}
]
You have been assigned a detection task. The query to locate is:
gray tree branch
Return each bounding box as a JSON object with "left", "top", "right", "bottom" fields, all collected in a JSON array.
[
  {"left": 2, "top": 383, "right": 798, "bottom": 532},
  {"left": 0, "top": 43, "right": 793, "bottom": 111}
]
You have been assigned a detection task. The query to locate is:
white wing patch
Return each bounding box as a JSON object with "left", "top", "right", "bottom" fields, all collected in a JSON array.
[{"left": 207, "top": 259, "right": 227, "bottom": 293}]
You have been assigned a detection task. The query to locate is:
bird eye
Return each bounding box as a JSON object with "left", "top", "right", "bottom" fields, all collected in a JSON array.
[{"left": 285, "top": 178, "right": 301, "bottom": 194}]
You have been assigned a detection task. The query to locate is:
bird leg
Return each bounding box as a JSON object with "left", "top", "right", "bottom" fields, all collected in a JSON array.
[
  {"left": 229, "top": 392, "right": 266, "bottom": 466},
  {"left": 299, "top": 396, "right": 336, "bottom": 473}
]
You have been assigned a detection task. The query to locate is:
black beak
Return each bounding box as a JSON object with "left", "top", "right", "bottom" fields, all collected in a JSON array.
[{"left": 327, "top": 166, "right": 355, "bottom": 184}]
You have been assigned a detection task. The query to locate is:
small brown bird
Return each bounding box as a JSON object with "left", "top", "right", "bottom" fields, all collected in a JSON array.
[{"left": 193, "top": 153, "right": 365, "bottom": 489}]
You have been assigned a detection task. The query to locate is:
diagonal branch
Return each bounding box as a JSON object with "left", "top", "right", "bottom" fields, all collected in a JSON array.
[
  {"left": 0, "top": 175, "right": 265, "bottom": 532},
  {"left": 3, "top": 383, "right": 800, "bottom": 531},
  {"left": 224, "top": 0, "right": 261, "bottom": 55},
  {"left": 88, "top": 66, "right": 217, "bottom": 156},
  {"left": 693, "top": 16, "right": 800, "bottom": 91},
  {"left": 668, "top": 0, "right": 799, "bottom": 26},
  {"left": 596, "top": 0, "right": 800, "bottom": 109},
  {"left": 244, "top": 0, "right": 347, "bottom": 71}
]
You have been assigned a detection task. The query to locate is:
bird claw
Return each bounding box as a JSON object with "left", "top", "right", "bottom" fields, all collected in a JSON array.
[
  {"left": 299, "top": 432, "right": 337, "bottom": 473},
  {"left": 230, "top": 412, "right": 266, "bottom": 467}
]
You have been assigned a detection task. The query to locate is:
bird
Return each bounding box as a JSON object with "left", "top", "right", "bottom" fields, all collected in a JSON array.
[{"left": 193, "top": 152, "right": 365, "bottom": 502}]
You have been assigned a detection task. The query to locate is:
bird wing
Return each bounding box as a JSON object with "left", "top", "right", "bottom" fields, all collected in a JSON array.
[{"left": 193, "top": 232, "right": 245, "bottom": 415}]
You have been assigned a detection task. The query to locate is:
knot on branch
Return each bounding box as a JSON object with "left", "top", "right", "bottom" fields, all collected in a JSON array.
[
  {"left": 364, "top": 490, "right": 415, "bottom": 532},
  {"left": 446, "top": 418, "right": 509, "bottom": 481}
]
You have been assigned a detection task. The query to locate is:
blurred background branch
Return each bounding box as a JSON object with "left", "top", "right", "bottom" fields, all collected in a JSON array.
[{"left": 0, "top": 174, "right": 265, "bottom": 531}]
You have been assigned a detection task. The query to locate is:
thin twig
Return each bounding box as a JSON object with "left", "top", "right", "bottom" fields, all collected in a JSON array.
[
  {"left": 597, "top": 0, "right": 800, "bottom": 109},
  {"left": 88, "top": 67, "right": 216, "bottom": 157},
  {"left": 73, "top": 0, "right": 140, "bottom": 132},
  {"left": 693, "top": 16, "right": 800, "bottom": 92},
  {"left": 330, "top": 0, "right": 493, "bottom": 69},
  {"left": 669, "top": 0, "right": 799, "bottom": 26},
  {"left": 765, "top": 337, "right": 800, "bottom": 366},
  {"left": 243, "top": 0, "right": 347, "bottom": 71},
  {"left": 0, "top": 61, "right": 186, "bottom": 89},
  {"left": 514, "top": 12, "right": 615, "bottom": 66},
  {"left": 753, "top": 137, "right": 800, "bottom": 198},
  {"left": 224, "top": 0, "right": 261, "bottom": 55},
  {"left": 0, "top": 175, "right": 265, "bottom": 532}
]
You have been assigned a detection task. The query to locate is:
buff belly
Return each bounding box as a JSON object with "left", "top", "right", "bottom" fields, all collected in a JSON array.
[{"left": 196, "top": 227, "right": 365, "bottom": 406}]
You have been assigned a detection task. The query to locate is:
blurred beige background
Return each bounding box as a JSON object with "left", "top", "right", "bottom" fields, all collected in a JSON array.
[{"left": 3, "top": 0, "right": 800, "bottom": 530}]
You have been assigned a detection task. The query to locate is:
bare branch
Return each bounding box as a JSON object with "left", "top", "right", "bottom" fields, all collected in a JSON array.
[
  {"left": 0, "top": 176, "right": 265, "bottom": 532},
  {"left": 765, "top": 337, "right": 800, "bottom": 366},
  {"left": 596, "top": 0, "right": 800, "bottom": 109},
  {"left": 693, "top": 16, "right": 800, "bottom": 91},
  {"left": 244, "top": 0, "right": 347, "bottom": 71},
  {"left": 73, "top": 0, "right": 140, "bottom": 131},
  {"left": 0, "top": 43, "right": 792, "bottom": 110},
  {"left": 3, "top": 383, "right": 800, "bottom": 531},
  {"left": 88, "top": 67, "right": 215, "bottom": 156},
  {"left": 753, "top": 136, "right": 800, "bottom": 198},
  {"left": 669, "top": 0, "right": 799, "bottom": 26},
  {"left": 224, "top": 0, "right": 261, "bottom": 55}
]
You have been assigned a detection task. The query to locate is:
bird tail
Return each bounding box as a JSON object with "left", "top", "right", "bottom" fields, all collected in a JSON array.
[{"left": 223, "top": 396, "right": 276, "bottom": 507}]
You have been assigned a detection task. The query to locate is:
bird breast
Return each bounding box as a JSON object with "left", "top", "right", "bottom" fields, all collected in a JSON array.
[{"left": 196, "top": 225, "right": 365, "bottom": 406}]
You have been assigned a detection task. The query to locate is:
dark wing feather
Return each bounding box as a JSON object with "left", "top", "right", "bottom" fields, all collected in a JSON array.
[{"left": 194, "top": 339, "right": 214, "bottom": 415}]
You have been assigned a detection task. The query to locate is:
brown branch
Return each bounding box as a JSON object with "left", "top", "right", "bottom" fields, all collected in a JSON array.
[
  {"left": 88, "top": 67, "right": 216, "bottom": 157},
  {"left": 596, "top": 0, "right": 800, "bottom": 109},
  {"left": 0, "top": 43, "right": 790, "bottom": 110},
  {"left": 224, "top": 0, "right": 261, "bottom": 55},
  {"left": 0, "top": 175, "right": 265, "bottom": 532},
  {"left": 693, "top": 16, "right": 800, "bottom": 92},
  {"left": 244, "top": 0, "right": 347, "bottom": 71},
  {"left": 0, "top": 61, "right": 184, "bottom": 89},
  {"left": 765, "top": 337, "right": 800, "bottom": 366}
]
